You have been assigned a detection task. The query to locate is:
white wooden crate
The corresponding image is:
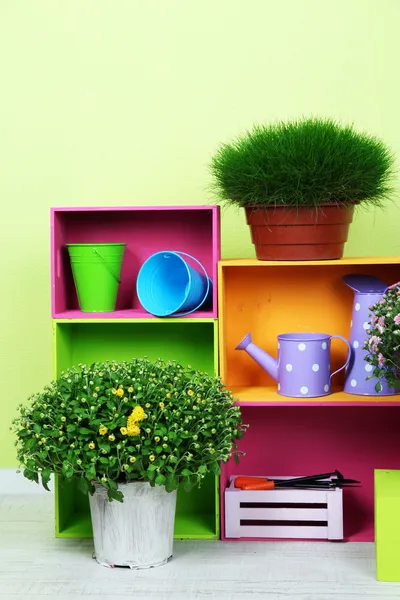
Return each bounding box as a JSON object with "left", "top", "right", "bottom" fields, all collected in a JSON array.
[{"left": 225, "top": 476, "right": 343, "bottom": 540}]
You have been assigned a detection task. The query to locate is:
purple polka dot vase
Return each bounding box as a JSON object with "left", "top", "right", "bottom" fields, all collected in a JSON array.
[
  {"left": 236, "top": 332, "right": 351, "bottom": 398},
  {"left": 343, "top": 274, "right": 400, "bottom": 396}
]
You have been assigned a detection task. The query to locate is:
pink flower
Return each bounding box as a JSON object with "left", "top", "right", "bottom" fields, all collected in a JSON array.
[
  {"left": 369, "top": 335, "right": 381, "bottom": 354},
  {"left": 378, "top": 353, "right": 385, "bottom": 367},
  {"left": 371, "top": 315, "right": 378, "bottom": 328},
  {"left": 379, "top": 299, "right": 386, "bottom": 305},
  {"left": 376, "top": 316, "right": 386, "bottom": 335},
  {"left": 394, "top": 314, "right": 400, "bottom": 326}
]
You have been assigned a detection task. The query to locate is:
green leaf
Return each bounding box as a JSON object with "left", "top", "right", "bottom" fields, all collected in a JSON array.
[
  {"left": 375, "top": 382, "right": 383, "bottom": 393},
  {"left": 155, "top": 446, "right": 163, "bottom": 454},
  {"left": 17, "top": 429, "right": 29, "bottom": 438},
  {"left": 98, "top": 442, "right": 111, "bottom": 452},
  {"left": 198, "top": 465, "right": 207, "bottom": 474},
  {"left": 99, "top": 457, "right": 109, "bottom": 464},
  {"left": 108, "top": 480, "right": 118, "bottom": 491},
  {"left": 165, "top": 474, "right": 178, "bottom": 493},
  {"left": 23, "top": 468, "right": 39, "bottom": 484},
  {"left": 234, "top": 454, "right": 240, "bottom": 465},
  {"left": 183, "top": 478, "right": 195, "bottom": 492},
  {"left": 25, "top": 437, "right": 37, "bottom": 450},
  {"left": 107, "top": 488, "right": 124, "bottom": 502},
  {"left": 33, "top": 424, "right": 41, "bottom": 434},
  {"left": 79, "top": 427, "right": 92, "bottom": 435},
  {"left": 147, "top": 469, "right": 156, "bottom": 481},
  {"left": 41, "top": 467, "right": 51, "bottom": 491},
  {"left": 66, "top": 424, "right": 76, "bottom": 433},
  {"left": 212, "top": 463, "right": 221, "bottom": 476},
  {"left": 77, "top": 477, "right": 90, "bottom": 496},
  {"left": 62, "top": 462, "right": 74, "bottom": 479},
  {"left": 155, "top": 474, "right": 166, "bottom": 486},
  {"left": 181, "top": 468, "right": 191, "bottom": 477},
  {"left": 147, "top": 464, "right": 157, "bottom": 472}
]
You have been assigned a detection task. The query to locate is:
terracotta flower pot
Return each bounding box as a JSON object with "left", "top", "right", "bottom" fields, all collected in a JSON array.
[{"left": 245, "top": 204, "right": 355, "bottom": 261}]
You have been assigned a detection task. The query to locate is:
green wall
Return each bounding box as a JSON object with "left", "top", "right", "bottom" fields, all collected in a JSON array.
[{"left": 1, "top": 0, "right": 399, "bottom": 467}]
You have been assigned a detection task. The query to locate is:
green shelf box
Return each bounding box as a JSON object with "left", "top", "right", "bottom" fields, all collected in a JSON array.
[
  {"left": 53, "top": 319, "right": 219, "bottom": 540},
  {"left": 375, "top": 469, "right": 400, "bottom": 581}
]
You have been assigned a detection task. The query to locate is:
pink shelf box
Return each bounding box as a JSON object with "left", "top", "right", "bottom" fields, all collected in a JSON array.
[
  {"left": 225, "top": 476, "right": 343, "bottom": 540},
  {"left": 50, "top": 206, "right": 220, "bottom": 319},
  {"left": 220, "top": 406, "right": 400, "bottom": 542}
]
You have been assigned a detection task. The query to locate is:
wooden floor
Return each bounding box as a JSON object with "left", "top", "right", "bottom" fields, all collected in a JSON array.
[{"left": 1, "top": 495, "right": 400, "bottom": 599}]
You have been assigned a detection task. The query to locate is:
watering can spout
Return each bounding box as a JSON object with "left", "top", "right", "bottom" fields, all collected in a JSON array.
[{"left": 235, "top": 333, "right": 279, "bottom": 381}]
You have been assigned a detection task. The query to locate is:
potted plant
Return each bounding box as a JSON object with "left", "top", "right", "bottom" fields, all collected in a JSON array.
[
  {"left": 12, "top": 358, "right": 246, "bottom": 569},
  {"left": 364, "top": 284, "right": 400, "bottom": 391},
  {"left": 209, "top": 118, "right": 395, "bottom": 260}
]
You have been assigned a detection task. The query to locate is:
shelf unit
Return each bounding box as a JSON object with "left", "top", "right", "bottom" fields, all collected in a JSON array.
[
  {"left": 50, "top": 206, "right": 221, "bottom": 540},
  {"left": 218, "top": 257, "right": 400, "bottom": 542}
]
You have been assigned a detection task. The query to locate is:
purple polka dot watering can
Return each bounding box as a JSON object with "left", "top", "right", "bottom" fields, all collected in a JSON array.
[
  {"left": 236, "top": 332, "right": 351, "bottom": 398},
  {"left": 343, "top": 274, "right": 400, "bottom": 396}
]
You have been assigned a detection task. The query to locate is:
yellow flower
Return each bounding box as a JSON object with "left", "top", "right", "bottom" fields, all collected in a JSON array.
[
  {"left": 111, "top": 388, "right": 117, "bottom": 395},
  {"left": 149, "top": 455, "right": 155, "bottom": 462},
  {"left": 116, "top": 388, "right": 124, "bottom": 398},
  {"left": 127, "top": 423, "right": 141, "bottom": 437},
  {"left": 129, "top": 456, "right": 136, "bottom": 463},
  {"left": 120, "top": 426, "right": 128, "bottom": 436},
  {"left": 108, "top": 434, "right": 115, "bottom": 442},
  {"left": 61, "top": 416, "right": 67, "bottom": 422},
  {"left": 166, "top": 393, "right": 171, "bottom": 399},
  {"left": 128, "top": 386, "right": 134, "bottom": 393},
  {"left": 187, "top": 389, "right": 194, "bottom": 397},
  {"left": 88, "top": 442, "right": 95, "bottom": 450},
  {"left": 155, "top": 436, "right": 160, "bottom": 442},
  {"left": 130, "top": 406, "right": 145, "bottom": 422},
  {"left": 99, "top": 426, "right": 108, "bottom": 436},
  {"left": 159, "top": 402, "right": 165, "bottom": 410}
]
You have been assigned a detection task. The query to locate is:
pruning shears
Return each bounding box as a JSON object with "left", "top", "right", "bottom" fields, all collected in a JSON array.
[{"left": 234, "top": 470, "right": 360, "bottom": 491}]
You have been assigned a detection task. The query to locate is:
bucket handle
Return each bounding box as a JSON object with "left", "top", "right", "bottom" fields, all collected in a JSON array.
[
  {"left": 92, "top": 248, "right": 121, "bottom": 284},
  {"left": 330, "top": 335, "right": 352, "bottom": 380},
  {"left": 168, "top": 251, "right": 211, "bottom": 317}
]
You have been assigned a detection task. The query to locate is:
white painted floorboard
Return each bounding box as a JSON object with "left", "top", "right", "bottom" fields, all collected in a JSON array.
[{"left": 1, "top": 495, "right": 400, "bottom": 599}]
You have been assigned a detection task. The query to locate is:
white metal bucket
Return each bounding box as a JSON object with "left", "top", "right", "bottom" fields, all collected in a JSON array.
[{"left": 89, "top": 482, "right": 177, "bottom": 569}]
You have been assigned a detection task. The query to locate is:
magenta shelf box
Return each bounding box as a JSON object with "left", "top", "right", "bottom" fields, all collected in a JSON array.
[
  {"left": 50, "top": 206, "right": 220, "bottom": 319},
  {"left": 220, "top": 406, "right": 400, "bottom": 542}
]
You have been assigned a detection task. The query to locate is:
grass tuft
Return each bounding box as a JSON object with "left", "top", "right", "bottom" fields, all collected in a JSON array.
[{"left": 209, "top": 118, "right": 395, "bottom": 208}]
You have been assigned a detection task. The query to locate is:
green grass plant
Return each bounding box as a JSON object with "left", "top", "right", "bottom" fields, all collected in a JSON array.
[{"left": 210, "top": 118, "right": 395, "bottom": 208}]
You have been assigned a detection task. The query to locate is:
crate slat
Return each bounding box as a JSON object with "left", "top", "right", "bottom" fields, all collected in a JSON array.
[
  {"left": 237, "top": 525, "right": 329, "bottom": 539},
  {"left": 238, "top": 507, "right": 328, "bottom": 520}
]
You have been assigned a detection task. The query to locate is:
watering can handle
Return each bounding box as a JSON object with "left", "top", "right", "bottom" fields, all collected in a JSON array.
[
  {"left": 92, "top": 248, "right": 121, "bottom": 284},
  {"left": 172, "top": 251, "right": 211, "bottom": 317},
  {"left": 330, "top": 335, "right": 352, "bottom": 381}
]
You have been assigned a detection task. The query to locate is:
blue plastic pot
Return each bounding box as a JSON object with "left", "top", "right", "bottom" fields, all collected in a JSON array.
[{"left": 136, "top": 251, "right": 212, "bottom": 317}]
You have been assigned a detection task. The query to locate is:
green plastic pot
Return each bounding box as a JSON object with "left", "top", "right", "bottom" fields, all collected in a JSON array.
[{"left": 67, "top": 243, "right": 126, "bottom": 312}]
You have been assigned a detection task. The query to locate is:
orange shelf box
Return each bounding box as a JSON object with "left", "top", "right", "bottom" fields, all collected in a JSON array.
[{"left": 218, "top": 257, "right": 400, "bottom": 407}]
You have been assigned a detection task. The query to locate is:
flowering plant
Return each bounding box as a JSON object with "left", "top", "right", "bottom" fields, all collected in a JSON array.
[
  {"left": 12, "top": 358, "right": 247, "bottom": 501},
  {"left": 364, "top": 284, "right": 400, "bottom": 391}
]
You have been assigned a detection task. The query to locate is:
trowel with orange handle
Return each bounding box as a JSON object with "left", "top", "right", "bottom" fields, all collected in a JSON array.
[{"left": 234, "top": 470, "right": 360, "bottom": 491}]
